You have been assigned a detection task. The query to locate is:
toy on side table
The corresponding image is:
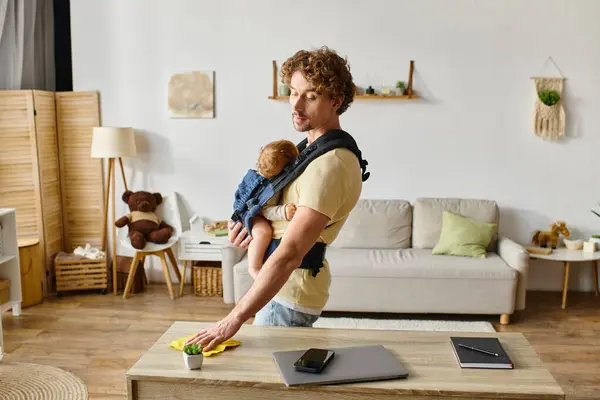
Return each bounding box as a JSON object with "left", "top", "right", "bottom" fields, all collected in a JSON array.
[
  {"left": 531, "top": 221, "right": 570, "bottom": 249},
  {"left": 115, "top": 190, "right": 174, "bottom": 249}
]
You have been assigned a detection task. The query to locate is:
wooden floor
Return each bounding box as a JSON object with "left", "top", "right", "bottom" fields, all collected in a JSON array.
[{"left": 2, "top": 285, "right": 599, "bottom": 399}]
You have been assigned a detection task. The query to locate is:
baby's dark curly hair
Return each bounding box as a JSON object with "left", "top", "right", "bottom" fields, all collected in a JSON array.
[{"left": 280, "top": 46, "right": 355, "bottom": 115}]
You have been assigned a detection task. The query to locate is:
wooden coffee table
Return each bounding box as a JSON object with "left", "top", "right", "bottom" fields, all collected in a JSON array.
[{"left": 126, "top": 321, "right": 564, "bottom": 400}]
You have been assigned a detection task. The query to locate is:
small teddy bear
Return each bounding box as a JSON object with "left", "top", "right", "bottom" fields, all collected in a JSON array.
[{"left": 115, "top": 190, "right": 173, "bottom": 249}]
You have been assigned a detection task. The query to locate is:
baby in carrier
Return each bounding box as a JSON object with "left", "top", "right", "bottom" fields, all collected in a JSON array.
[{"left": 234, "top": 139, "right": 299, "bottom": 279}]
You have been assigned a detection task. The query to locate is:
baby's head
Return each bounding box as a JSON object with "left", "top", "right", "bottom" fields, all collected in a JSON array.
[{"left": 257, "top": 140, "right": 299, "bottom": 179}]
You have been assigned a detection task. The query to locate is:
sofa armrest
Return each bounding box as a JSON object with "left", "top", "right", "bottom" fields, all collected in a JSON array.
[
  {"left": 498, "top": 236, "right": 529, "bottom": 311},
  {"left": 220, "top": 245, "right": 247, "bottom": 304}
]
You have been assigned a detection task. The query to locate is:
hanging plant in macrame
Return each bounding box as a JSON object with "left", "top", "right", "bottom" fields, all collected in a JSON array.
[{"left": 531, "top": 77, "right": 565, "bottom": 141}]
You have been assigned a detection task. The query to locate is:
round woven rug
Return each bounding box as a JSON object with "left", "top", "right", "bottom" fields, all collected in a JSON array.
[{"left": 0, "top": 362, "right": 88, "bottom": 399}]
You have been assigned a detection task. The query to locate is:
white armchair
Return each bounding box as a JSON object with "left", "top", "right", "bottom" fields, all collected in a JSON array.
[{"left": 117, "top": 192, "right": 184, "bottom": 299}]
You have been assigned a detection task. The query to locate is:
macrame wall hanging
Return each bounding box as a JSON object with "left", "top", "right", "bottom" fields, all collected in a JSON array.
[{"left": 531, "top": 57, "right": 566, "bottom": 141}]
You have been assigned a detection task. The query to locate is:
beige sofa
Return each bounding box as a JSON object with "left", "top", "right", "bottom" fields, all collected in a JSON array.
[{"left": 221, "top": 198, "right": 529, "bottom": 325}]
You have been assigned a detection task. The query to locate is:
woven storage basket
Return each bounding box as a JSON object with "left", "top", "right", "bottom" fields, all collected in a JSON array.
[
  {"left": 193, "top": 265, "right": 222, "bottom": 297},
  {"left": 54, "top": 251, "right": 108, "bottom": 293}
]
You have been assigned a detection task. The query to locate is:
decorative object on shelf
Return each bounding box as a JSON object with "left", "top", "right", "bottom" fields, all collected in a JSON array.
[
  {"left": 531, "top": 221, "right": 570, "bottom": 249},
  {"left": 583, "top": 240, "right": 597, "bottom": 253},
  {"left": 204, "top": 220, "right": 227, "bottom": 232},
  {"left": 91, "top": 126, "right": 137, "bottom": 295},
  {"left": 396, "top": 80, "right": 406, "bottom": 95},
  {"left": 268, "top": 60, "right": 417, "bottom": 100},
  {"left": 168, "top": 70, "right": 215, "bottom": 118},
  {"left": 531, "top": 57, "right": 566, "bottom": 141},
  {"left": 381, "top": 86, "right": 392, "bottom": 96},
  {"left": 563, "top": 238, "right": 583, "bottom": 251},
  {"left": 189, "top": 214, "right": 205, "bottom": 235},
  {"left": 278, "top": 84, "right": 291, "bottom": 96},
  {"left": 204, "top": 220, "right": 228, "bottom": 237},
  {"left": 526, "top": 246, "right": 553, "bottom": 255}
]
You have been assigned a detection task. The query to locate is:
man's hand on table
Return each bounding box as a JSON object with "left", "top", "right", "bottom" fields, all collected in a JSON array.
[{"left": 184, "top": 314, "right": 244, "bottom": 352}]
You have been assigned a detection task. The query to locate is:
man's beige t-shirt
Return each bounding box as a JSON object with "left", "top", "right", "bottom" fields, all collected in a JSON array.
[{"left": 270, "top": 147, "right": 363, "bottom": 316}]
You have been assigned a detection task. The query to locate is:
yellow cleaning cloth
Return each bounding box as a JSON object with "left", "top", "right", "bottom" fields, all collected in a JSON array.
[{"left": 168, "top": 334, "right": 241, "bottom": 357}]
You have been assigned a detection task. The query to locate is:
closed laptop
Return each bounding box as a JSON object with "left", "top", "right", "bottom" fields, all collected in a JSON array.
[{"left": 272, "top": 344, "right": 409, "bottom": 387}]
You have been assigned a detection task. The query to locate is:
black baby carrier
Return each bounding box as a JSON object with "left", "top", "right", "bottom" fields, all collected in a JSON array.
[{"left": 230, "top": 129, "right": 370, "bottom": 277}]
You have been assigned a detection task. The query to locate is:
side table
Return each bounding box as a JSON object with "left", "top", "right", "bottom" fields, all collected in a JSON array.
[
  {"left": 178, "top": 230, "right": 230, "bottom": 298},
  {"left": 529, "top": 247, "right": 600, "bottom": 309}
]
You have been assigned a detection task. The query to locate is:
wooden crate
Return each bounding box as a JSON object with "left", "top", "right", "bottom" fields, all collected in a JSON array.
[
  {"left": 193, "top": 265, "right": 222, "bottom": 297},
  {"left": 54, "top": 251, "right": 107, "bottom": 293}
]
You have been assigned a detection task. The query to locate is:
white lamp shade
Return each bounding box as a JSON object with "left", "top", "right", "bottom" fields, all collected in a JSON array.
[{"left": 91, "top": 127, "right": 137, "bottom": 158}]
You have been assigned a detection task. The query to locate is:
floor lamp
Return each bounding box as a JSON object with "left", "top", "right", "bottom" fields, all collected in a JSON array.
[{"left": 91, "top": 127, "right": 137, "bottom": 295}]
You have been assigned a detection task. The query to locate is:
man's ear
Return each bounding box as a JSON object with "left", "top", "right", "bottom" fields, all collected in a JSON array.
[
  {"left": 153, "top": 193, "right": 163, "bottom": 205},
  {"left": 332, "top": 94, "right": 344, "bottom": 112},
  {"left": 122, "top": 190, "right": 134, "bottom": 203}
]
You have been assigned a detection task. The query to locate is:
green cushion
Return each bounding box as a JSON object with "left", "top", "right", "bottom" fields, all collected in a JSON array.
[{"left": 432, "top": 211, "right": 497, "bottom": 258}]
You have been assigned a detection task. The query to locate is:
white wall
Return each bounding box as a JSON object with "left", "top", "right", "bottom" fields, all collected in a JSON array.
[{"left": 70, "top": 0, "right": 600, "bottom": 291}]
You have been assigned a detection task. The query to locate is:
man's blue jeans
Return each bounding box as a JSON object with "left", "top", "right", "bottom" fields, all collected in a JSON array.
[{"left": 253, "top": 300, "right": 319, "bottom": 327}]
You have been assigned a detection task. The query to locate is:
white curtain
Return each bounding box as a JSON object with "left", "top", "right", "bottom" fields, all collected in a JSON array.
[{"left": 0, "top": 0, "right": 55, "bottom": 90}]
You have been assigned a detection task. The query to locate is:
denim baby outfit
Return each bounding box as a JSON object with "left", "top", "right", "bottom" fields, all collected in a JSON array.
[{"left": 231, "top": 169, "right": 272, "bottom": 234}]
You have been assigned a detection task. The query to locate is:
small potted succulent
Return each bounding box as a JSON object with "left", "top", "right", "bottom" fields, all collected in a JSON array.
[
  {"left": 183, "top": 343, "right": 204, "bottom": 370},
  {"left": 396, "top": 81, "right": 406, "bottom": 95}
]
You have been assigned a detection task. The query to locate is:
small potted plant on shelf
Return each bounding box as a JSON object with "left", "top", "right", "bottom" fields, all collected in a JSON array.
[
  {"left": 183, "top": 343, "right": 204, "bottom": 370},
  {"left": 396, "top": 81, "right": 406, "bottom": 95}
]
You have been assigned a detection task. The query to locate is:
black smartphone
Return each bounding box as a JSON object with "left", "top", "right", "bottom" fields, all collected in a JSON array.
[{"left": 294, "top": 348, "right": 335, "bottom": 373}]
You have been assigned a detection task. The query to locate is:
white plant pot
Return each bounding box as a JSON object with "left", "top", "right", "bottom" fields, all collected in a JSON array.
[{"left": 183, "top": 352, "right": 204, "bottom": 370}]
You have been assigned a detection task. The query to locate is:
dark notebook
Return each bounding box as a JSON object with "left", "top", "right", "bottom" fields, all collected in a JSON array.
[{"left": 450, "top": 337, "right": 514, "bottom": 369}]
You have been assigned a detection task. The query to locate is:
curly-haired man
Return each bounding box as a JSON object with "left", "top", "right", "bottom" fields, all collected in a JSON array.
[{"left": 186, "top": 47, "right": 363, "bottom": 351}]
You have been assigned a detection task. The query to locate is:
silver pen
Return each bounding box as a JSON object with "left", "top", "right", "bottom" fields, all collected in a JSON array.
[{"left": 458, "top": 343, "right": 499, "bottom": 357}]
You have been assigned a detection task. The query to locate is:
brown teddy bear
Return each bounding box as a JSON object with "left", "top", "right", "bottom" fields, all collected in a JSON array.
[{"left": 115, "top": 190, "right": 174, "bottom": 249}]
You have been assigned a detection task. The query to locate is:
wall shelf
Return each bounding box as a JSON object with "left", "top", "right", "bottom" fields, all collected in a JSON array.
[{"left": 269, "top": 60, "right": 418, "bottom": 100}]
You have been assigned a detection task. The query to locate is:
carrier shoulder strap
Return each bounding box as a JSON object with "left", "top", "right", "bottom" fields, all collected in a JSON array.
[{"left": 268, "top": 129, "right": 370, "bottom": 195}]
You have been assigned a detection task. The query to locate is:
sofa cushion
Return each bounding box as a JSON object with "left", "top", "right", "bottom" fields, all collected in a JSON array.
[
  {"left": 324, "top": 247, "right": 516, "bottom": 280},
  {"left": 432, "top": 211, "right": 497, "bottom": 258},
  {"left": 330, "top": 199, "right": 412, "bottom": 249},
  {"left": 412, "top": 198, "right": 499, "bottom": 251}
]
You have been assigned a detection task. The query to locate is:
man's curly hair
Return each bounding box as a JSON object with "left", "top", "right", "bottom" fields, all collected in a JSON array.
[{"left": 280, "top": 46, "right": 355, "bottom": 115}]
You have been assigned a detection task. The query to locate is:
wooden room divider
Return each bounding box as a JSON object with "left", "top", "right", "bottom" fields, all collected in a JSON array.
[{"left": 0, "top": 90, "right": 104, "bottom": 295}]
